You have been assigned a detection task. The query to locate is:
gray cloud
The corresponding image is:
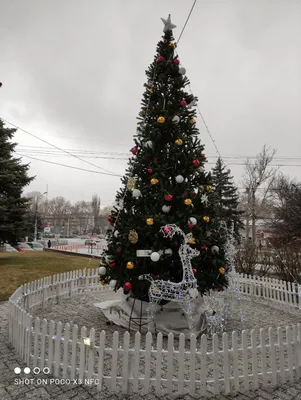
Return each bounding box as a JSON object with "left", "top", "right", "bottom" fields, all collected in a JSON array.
[{"left": 1, "top": 0, "right": 300, "bottom": 203}]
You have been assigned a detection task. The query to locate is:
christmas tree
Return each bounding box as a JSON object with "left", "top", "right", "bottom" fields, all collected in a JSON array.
[
  {"left": 100, "top": 16, "right": 228, "bottom": 301},
  {"left": 211, "top": 157, "right": 243, "bottom": 241}
]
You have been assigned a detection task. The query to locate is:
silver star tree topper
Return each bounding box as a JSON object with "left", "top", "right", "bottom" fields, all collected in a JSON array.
[{"left": 161, "top": 14, "right": 177, "bottom": 33}]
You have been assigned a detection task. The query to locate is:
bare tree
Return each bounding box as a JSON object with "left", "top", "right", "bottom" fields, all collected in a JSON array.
[
  {"left": 269, "top": 174, "right": 301, "bottom": 245},
  {"left": 241, "top": 144, "right": 277, "bottom": 244}
]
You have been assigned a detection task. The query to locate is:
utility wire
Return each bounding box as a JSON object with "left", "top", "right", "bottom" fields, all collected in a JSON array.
[
  {"left": 177, "top": 0, "right": 197, "bottom": 45},
  {"left": 2, "top": 119, "right": 120, "bottom": 177},
  {"left": 15, "top": 153, "right": 123, "bottom": 176}
]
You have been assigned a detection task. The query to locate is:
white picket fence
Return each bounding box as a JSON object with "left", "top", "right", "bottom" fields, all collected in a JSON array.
[{"left": 8, "top": 270, "right": 301, "bottom": 397}]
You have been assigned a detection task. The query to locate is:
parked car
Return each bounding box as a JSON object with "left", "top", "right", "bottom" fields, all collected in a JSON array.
[
  {"left": 85, "top": 239, "right": 97, "bottom": 246},
  {"left": 14, "top": 242, "right": 34, "bottom": 252},
  {"left": 4, "top": 243, "right": 18, "bottom": 253},
  {"left": 27, "top": 242, "right": 44, "bottom": 251}
]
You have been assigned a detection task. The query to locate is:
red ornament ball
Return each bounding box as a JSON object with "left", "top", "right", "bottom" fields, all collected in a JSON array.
[
  {"left": 192, "top": 159, "right": 200, "bottom": 167},
  {"left": 156, "top": 274, "right": 160, "bottom": 278},
  {"left": 173, "top": 59, "right": 180, "bottom": 65},
  {"left": 124, "top": 282, "right": 133, "bottom": 291},
  {"left": 165, "top": 194, "right": 173, "bottom": 201},
  {"left": 202, "top": 154, "right": 206, "bottom": 159},
  {"left": 108, "top": 216, "right": 113, "bottom": 223},
  {"left": 157, "top": 56, "right": 164, "bottom": 62},
  {"left": 188, "top": 222, "right": 193, "bottom": 229},
  {"left": 180, "top": 99, "right": 187, "bottom": 107},
  {"left": 131, "top": 147, "right": 137, "bottom": 155},
  {"left": 184, "top": 192, "right": 188, "bottom": 197},
  {"left": 116, "top": 247, "right": 121, "bottom": 253},
  {"left": 192, "top": 268, "right": 197, "bottom": 275},
  {"left": 147, "top": 168, "right": 153, "bottom": 174},
  {"left": 109, "top": 262, "right": 116, "bottom": 268},
  {"left": 163, "top": 226, "right": 172, "bottom": 234},
  {"left": 201, "top": 245, "right": 208, "bottom": 251}
]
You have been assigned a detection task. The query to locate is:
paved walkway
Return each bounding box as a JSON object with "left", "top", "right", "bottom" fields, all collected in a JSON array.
[{"left": 2, "top": 298, "right": 301, "bottom": 400}]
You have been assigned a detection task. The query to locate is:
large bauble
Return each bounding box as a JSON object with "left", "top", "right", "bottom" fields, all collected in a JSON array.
[
  {"left": 150, "top": 252, "right": 160, "bottom": 262},
  {"left": 211, "top": 245, "right": 219, "bottom": 254},
  {"left": 99, "top": 266, "right": 106, "bottom": 275},
  {"left": 189, "top": 217, "right": 197, "bottom": 225},
  {"left": 162, "top": 205, "right": 171, "bottom": 213},
  {"left": 175, "top": 175, "right": 184, "bottom": 183},
  {"left": 132, "top": 189, "right": 141, "bottom": 198}
]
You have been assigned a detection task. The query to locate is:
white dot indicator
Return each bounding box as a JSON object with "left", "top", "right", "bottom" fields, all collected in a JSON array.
[
  {"left": 24, "top": 367, "right": 30, "bottom": 374},
  {"left": 33, "top": 367, "right": 40, "bottom": 374},
  {"left": 14, "top": 367, "right": 21, "bottom": 374},
  {"left": 43, "top": 367, "right": 50, "bottom": 374}
]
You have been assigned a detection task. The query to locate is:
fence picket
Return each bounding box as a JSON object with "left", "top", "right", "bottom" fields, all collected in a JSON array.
[
  {"left": 121, "top": 331, "right": 130, "bottom": 394},
  {"left": 189, "top": 334, "right": 197, "bottom": 396},
  {"left": 260, "top": 329, "right": 268, "bottom": 387},
  {"left": 79, "top": 326, "right": 88, "bottom": 382},
  {"left": 178, "top": 333, "right": 185, "bottom": 395},
  {"left": 48, "top": 320, "right": 55, "bottom": 373},
  {"left": 40, "top": 319, "right": 47, "bottom": 371},
  {"left": 250, "top": 329, "right": 259, "bottom": 390},
  {"left": 62, "top": 323, "right": 71, "bottom": 379},
  {"left": 269, "top": 327, "right": 277, "bottom": 386},
  {"left": 292, "top": 325, "right": 300, "bottom": 380},
  {"left": 143, "top": 332, "right": 152, "bottom": 394},
  {"left": 242, "top": 330, "right": 249, "bottom": 391},
  {"left": 287, "top": 326, "right": 294, "bottom": 382},
  {"left": 97, "top": 330, "right": 106, "bottom": 391},
  {"left": 199, "top": 334, "right": 208, "bottom": 396},
  {"left": 54, "top": 321, "right": 62, "bottom": 377},
  {"left": 86, "top": 327, "right": 95, "bottom": 384},
  {"left": 70, "top": 325, "right": 78, "bottom": 381},
  {"left": 33, "top": 317, "right": 40, "bottom": 368},
  {"left": 167, "top": 333, "right": 174, "bottom": 393},
  {"left": 223, "top": 332, "right": 231, "bottom": 395},
  {"left": 232, "top": 331, "right": 239, "bottom": 392},
  {"left": 133, "top": 331, "right": 141, "bottom": 393},
  {"left": 110, "top": 331, "right": 119, "bottom": 391},
  {"left": 277, "top": 327, "right": 286, "bottom": 383},
  {"left": 212, "top": 333, "right": 219, "bottom": 395}
]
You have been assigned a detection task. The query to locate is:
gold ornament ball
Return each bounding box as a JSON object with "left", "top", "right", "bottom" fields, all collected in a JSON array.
[
  {"left": 126, "top": 261, "right": 134, "bottom": 270},
  {"left": 157, "top": 116, "right": 165, "bottom": 124},
  {"left": 203, "top": 216, "right": 210, "bottom": 223},
  {"left": 219, "top": 267, "right": 225, "bottom": 275},
  {"left": 147, "top": 88, "right": 153, "bottom": 93},
  {"left": 127, "top": 177, "right": 136, "bottom": 190},
  {"left": 189, "top": 119, "right": 195, "bottom": 125},
  {"left": 184, "top": 198, "right": 192, "bottom": 205},
  {"left": 168, "top": 42, "right": 176, "bottom": 47},
  {"left": 189, "top": 237, "right": 196, "bottom": 245},
  {"left": 128, "top": 230, "right": 138, "bottom": 244},
  {"left": 175, "top": 138, "right": 183, "bottom": 145},
  {"left": 205, "top": 185, "right": 212, "bottom": 191},
  {"left": 150, "top": 178, "right": 159, "bottom": 185},
  {"left": 146, "top": 218, "right": 154, "bottom": 225}
]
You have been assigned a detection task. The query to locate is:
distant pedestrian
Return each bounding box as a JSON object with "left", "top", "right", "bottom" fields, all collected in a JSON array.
[{"left": 48, "top": 240, "right": 52, "bottom": 249}]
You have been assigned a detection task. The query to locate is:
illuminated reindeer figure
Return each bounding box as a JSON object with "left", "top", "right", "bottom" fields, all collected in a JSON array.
[{"left": 139, "top": 224, "right": 200, "bottom": 333}]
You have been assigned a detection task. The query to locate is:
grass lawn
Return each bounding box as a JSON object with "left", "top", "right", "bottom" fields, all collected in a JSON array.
[{"left": 0, "top": 251, "right": 100, "bottom": 301}]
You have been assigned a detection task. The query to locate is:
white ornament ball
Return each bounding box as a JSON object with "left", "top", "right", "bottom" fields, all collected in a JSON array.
[
  {"left": 172, "top": 115, "right": 180, "bottom": 124},
  {"left": 162, "top": 205, "right": 171, "bottom": 213},
  {"left": 114, "top": 230, "right": 119, "bottom": 238},
  {"left": 198, "top": 166, "right": 205, "bottom": 173},
  {"left": 99, "top": 266, "right": 106, "bottom": 275},
  {"left": 164, "top": 248, "right": 173, "bottom": 256},
  {"left": 109, "top": 279, "right": 117, "bottom": 288},
  {"left": 189, "top": 217, "right": 197, "bottom": 225},
  {"left": 175, "top": 175, "right": 184, "bottom": 183},
  {"left": 150, "top": 252, "right": 160, "bottom": 262},
  {"left": 211, "top": 245, "right": 219, "bottom": 254},
  {"left": 144, "top": 140, "right": 153, "bottom": 149},
  {"left": 179, "top": 67, "right": 186, "bottom": 75},
  {"left": 190, "top": 288, "right": 199, "bottom": 299},
  {"left": 132, "top": 189, "right": 141, "bottom": 198}
]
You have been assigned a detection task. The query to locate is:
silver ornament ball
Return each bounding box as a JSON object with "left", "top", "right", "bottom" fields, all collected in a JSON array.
[
  {"left": 150, "top": 252, "right": 160, "bottom": 262},
  {"left": 132, "top": 189, "right": 141, "bottom": 198},
  {"left": 189, "top": 217, "right": 197, "bottom": 225},
  {"left": 162, "top": 205, "right": 171, "bottom": 213},
  {"left": 99, "top": 266, "right": 107, "bottom": 275},
  {"left": 211, "top": 245, "right": 219, "bottom": 254},
  {"left": 179, "top": 67, "right": 186, "bottom": 75},
  {"left": 175, "top": 175, "right": 184, "bottom": 183},
  {"left": 172, "top": 115, "right": 180, "bottom": 124}
]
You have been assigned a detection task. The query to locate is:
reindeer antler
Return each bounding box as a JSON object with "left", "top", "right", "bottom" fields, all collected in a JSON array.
[{"left": 160, "top": 224, "right": 185, "bottom": 239}]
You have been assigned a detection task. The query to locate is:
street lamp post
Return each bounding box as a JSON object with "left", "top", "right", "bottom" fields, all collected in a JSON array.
[{"left": 34, "top": 192, "right": 47, "bottom": 241}]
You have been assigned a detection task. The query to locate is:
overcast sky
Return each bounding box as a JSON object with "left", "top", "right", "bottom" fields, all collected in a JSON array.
[{"left": 1, "top": 0, "right": 300, "bottom": 207}]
